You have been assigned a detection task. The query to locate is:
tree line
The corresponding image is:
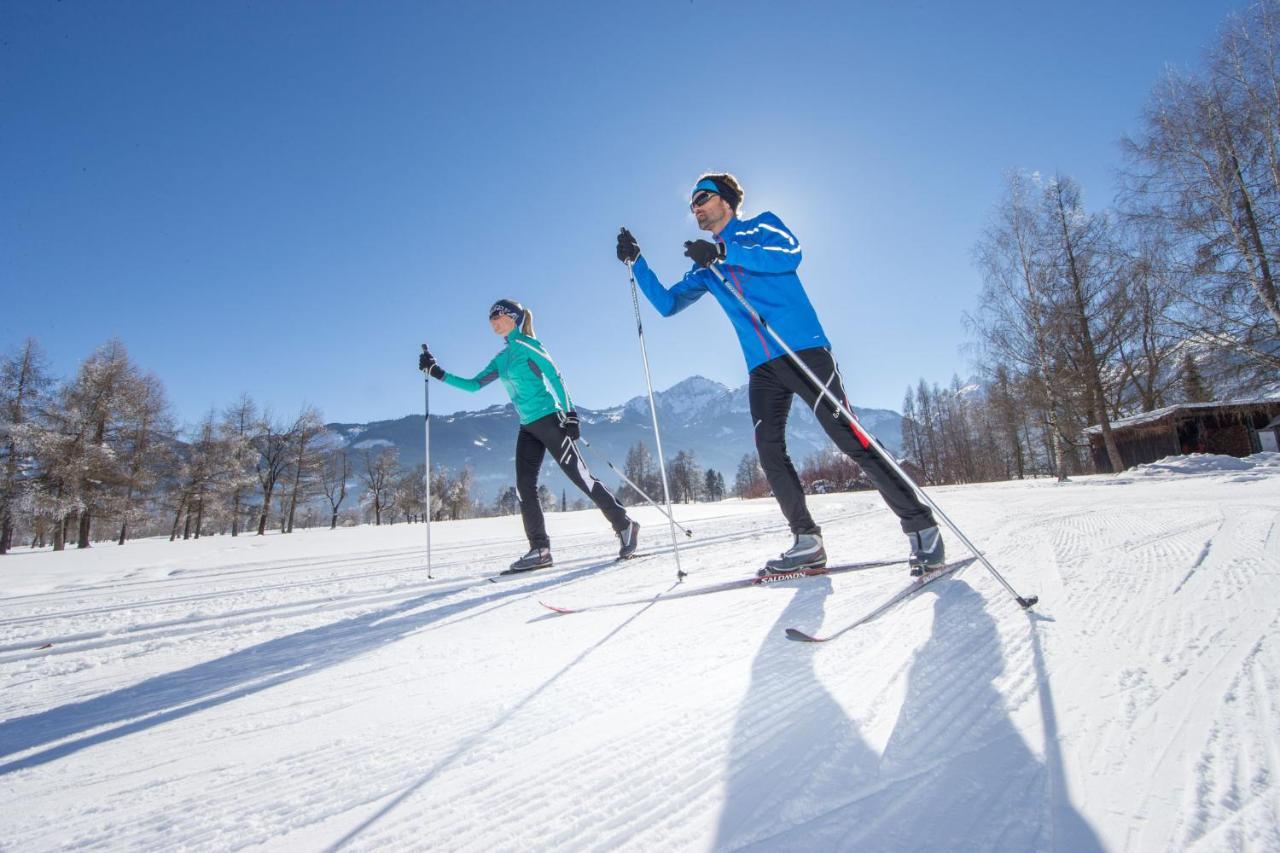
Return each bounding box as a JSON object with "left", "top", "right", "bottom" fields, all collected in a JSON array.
[
  {"left": 0, "top": 338, "right": 470, "bottom": 554},
  {"left": 0, "top": 338, "right": 759, "bottom": 554},
  {"left": 903, "top": 2, "right": 1280, "bottom": 484},
  {"left": 613, "top": 440, "right": 863, "bottom": 504}
]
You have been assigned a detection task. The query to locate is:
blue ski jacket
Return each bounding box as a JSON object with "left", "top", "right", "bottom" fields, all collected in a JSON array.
[{"left": 630, "top": 211, "right": 829, "bottom": 371}]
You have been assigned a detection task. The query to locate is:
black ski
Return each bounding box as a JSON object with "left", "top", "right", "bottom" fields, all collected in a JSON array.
[
  {"left": 540, "top": 557, "right": 905, "bottom": 615},
  {"left": 784, "top": 557, "right": 978, "bottom": 643}
]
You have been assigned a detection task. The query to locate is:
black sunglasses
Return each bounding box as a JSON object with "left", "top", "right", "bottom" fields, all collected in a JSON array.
[{"left": 690, "top": 190, "right": 718, "bottom": 211}]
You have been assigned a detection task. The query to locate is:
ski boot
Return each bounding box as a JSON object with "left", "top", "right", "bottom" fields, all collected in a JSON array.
[
  {"left": 758, "top": 533, "right": 827, "bottom": 578},
  {"left": 505, "top": 546, "right": 553, "bottom": 574},
  {"left": 617, "top": 519, "right": 641, "bottom": 560},
  {"left": 908, "top": 526, "right": 946, "bottom": 576}
]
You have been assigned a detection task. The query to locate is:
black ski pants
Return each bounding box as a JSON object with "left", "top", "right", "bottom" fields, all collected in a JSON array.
[
  {"left": 749, "top": 347, "right": 936, "bottom": 536},
  {"left": 516, "top": 412, "right": 630, "bottom": 549}
]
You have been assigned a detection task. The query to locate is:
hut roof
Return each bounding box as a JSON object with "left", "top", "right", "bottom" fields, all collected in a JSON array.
[{"left": 1083, "top": 397, "right": 1280, "bottom": 436}]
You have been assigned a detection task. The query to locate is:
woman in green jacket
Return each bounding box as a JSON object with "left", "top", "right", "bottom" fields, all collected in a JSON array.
[{"left": 419, "top": 299, "right": 639, "bottom": 571}]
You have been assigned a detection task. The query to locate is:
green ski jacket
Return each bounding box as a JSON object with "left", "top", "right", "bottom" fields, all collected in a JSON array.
[{"left": 440, "top": 331, "right": 573, "bottom": 425}]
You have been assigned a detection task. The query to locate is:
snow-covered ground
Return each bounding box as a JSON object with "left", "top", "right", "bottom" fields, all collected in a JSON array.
[{"left": 2, "top": 454, "right": 1279, "bottom": 851}]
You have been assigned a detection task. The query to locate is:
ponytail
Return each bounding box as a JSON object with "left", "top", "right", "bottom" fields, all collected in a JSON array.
[{"left": 521, "top": 308, "right": 535, "bottom": 337}]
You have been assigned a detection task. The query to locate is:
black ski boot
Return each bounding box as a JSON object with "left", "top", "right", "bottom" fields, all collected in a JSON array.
[
  {"left": 908, "top": 526, "right": 946, "bottom": 576},
  {"left": 758, "top": 533, "right": 827, "bottom": 577},
  {"left": 617, "top": 520, "right": 641, "bottom": 559},
  {"left": 506, "top": 547, "right": 553, "bottom": 574}
]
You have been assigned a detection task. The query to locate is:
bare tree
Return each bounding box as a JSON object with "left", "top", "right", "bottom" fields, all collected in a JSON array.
[
  {"left": 1044, "top": 176, "right": 1127, "bottom": 471},
  {"left": 219, "top": 395, "right": 259, "bottom": 536},
  {"left": 393, "top": 464, "right": 426, "bottom": 523},
  {"left": 972, "top": 172, "right": 1078, "bottom": 480},
  {"left": 360, "top": 447, "right": 399, "bottom": 525},
  {"left": 1112, "top": 231, "right": 1186, "bottom": 411},
  {"left": 253, "top": 411, "right": 292, "bottom": 536},
  {"left": 494, "top": 485, "right": 520, "bottom": 515},
  {"left": 988, "top": 364, "right": 1027, "bottom": 479},
  {"left": 167, "top": 413, "right": 227, "bottom": 541},
  {"left": 318, "top": 442, "right": 350, "bottom": 529},
  {"left": 429, "top": 465, "right": 449, "bottom": 520},
  {"left": 1123, "top": 1, "right": 1280, "bottom": 380},
  {"left": 669, "top": 450, "right": 702, "bottom": 503},
  {"left": 32, "top": 340, "right": 146, "bottom": 549},
  {"left": 799, "top": 446, "right": 869, "bottom": 492},
  {"left": 281, "top": 406, "right": 327, "bottom": 534},
  {"left": 447, "top": 466, "right": 474, "bottom": 519},
  {"left": 0, "top": 339, "right": 52, "bottom": 554},
  {"left": 734, "top": 453, "right": 768, "bottom": 499},
  {"left": 113, "top": 373, "right": 174, "bottom": 545},
  {"left": 617, "top": 441, "right": 660, "bottom": 505}
]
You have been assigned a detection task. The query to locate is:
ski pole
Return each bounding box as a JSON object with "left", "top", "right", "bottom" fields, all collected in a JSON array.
[
  {"left": 574, "top": 436, "right": 693, "bottom": 537},
  {"left": 421, "top": 344, "right": 434, "bottom": 580},
  {"left": 625, "top": 260, "right": 686, "bottom": 580},
  {"left": 704, "top": 264, "right": 1037, "bottom": 609}
]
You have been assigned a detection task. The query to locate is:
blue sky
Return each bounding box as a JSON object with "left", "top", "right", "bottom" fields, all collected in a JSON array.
[{"left": 2, "top": 0, "right": 1245, "bottom": 426}]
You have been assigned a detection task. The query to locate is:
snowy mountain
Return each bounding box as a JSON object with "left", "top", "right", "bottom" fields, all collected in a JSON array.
[{"left": 328, "top": 376, "right": 905, "bottom": 501}]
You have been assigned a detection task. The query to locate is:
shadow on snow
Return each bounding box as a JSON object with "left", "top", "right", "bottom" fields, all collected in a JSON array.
[
  {"left": 716, "top": 577, "right": 1103, "bottom": 852},
  {"left": 324, "top": 581, "right": 678, "bottom": 851},
  {"left": 0, "top": 562, "right": 616, "bottom": 775}
]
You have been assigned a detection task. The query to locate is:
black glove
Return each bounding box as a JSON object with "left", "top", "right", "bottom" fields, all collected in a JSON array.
[
  {"left": 560, "top": 410, "right": 581, "bottom": 441},
  {"left": 683, "top": 239, "right": 724, "bottom": 268},
  {"left": 418, "top": 346, "right": 445, "bottom": 380},
  {"left": 616, "top": 227, "right": 640, "bottom": 264}
]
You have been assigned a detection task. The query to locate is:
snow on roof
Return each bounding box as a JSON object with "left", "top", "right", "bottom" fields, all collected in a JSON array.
[{"left": 1083, "top": 397, "right": 1280, "bottom": 435}]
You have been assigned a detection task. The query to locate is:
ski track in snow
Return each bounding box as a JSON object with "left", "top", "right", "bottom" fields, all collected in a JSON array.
[{"left": 2, "top": 457, "right": 1279, "bottom": 851}]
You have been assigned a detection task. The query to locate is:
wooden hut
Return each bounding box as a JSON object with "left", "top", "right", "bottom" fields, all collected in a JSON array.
[
  {"left": 1262, "top": 415, "right": 1280, "bottom": 453},
  {"left": 1084, "top": 399, "right": 1280, "bottom": 473}
]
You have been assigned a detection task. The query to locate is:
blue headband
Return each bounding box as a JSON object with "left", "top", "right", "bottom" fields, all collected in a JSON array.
[{"left": 692, "top": 178, "right": 721, "bottom": 198}]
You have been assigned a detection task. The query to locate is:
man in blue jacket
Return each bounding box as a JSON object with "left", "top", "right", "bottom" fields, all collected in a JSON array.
[{"left": 616, "top": 172, "right": 944, "bottom": 575}]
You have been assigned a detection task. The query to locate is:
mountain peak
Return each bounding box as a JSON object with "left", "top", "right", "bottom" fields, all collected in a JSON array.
[
  {"left": 663, "top": 375, "right": 732, "bottom": 395},
  {"left": 623, "top": 375, "right": 732, "bottom": 420},
  {"left": 657, "top": 375, "right": 733, "bottom": 421}
]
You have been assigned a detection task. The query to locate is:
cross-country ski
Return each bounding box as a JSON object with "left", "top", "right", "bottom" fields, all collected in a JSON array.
[
  {"left": 784, "top": 557, "right": 979, "bottom": 642},
  {"left": 539, "top": 557, "right": 905, "bottom": 615}
]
